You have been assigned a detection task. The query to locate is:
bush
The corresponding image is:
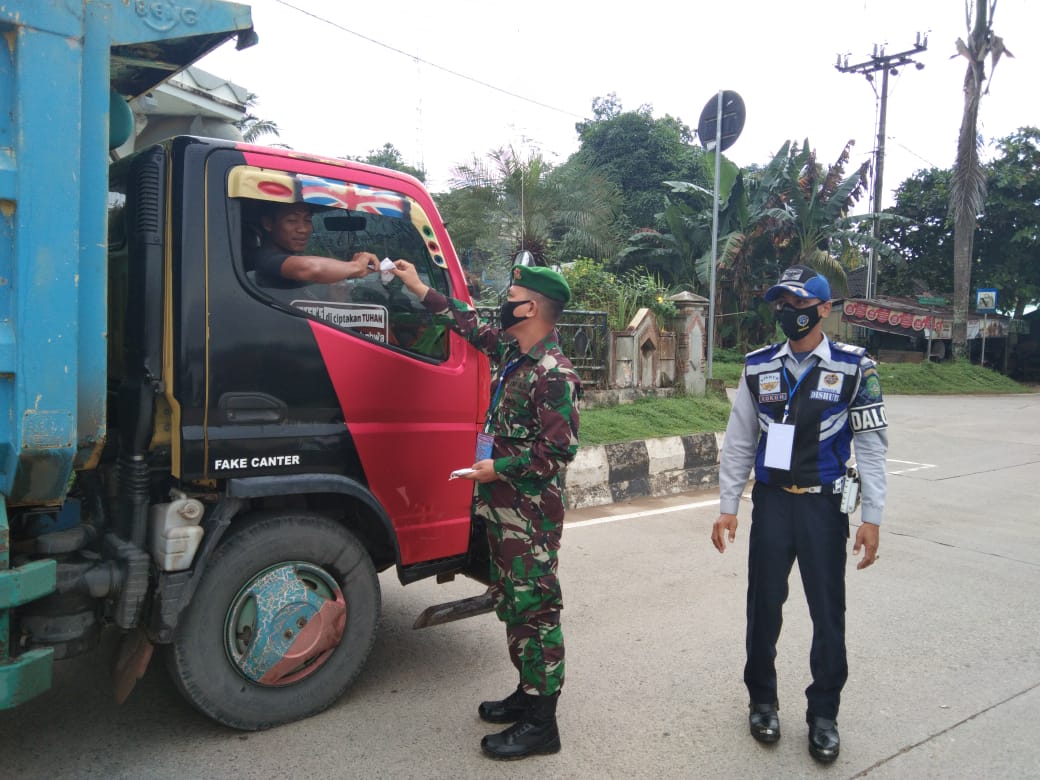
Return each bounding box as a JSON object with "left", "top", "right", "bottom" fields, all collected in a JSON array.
[{"left": 563, "top": 258, "right": 676, "bottom": 330}]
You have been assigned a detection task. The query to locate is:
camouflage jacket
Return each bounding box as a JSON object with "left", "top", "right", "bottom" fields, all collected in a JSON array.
[{"left": 422, "top": 290, "right": 581, "bottom": 487}]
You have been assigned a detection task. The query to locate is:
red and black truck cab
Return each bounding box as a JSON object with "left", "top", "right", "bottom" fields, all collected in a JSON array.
[{"left": 110, "top": 136, "right": 490, "bottom": 582}]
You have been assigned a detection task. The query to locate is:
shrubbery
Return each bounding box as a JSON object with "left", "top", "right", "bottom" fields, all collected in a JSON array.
[{"left": 563, "top": 257, "right": 676, "bottom": 330}]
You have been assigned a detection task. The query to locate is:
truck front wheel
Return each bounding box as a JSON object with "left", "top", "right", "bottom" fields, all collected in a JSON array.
[{"left": 166, "top": 511, "right": 380, "bottom": 730}]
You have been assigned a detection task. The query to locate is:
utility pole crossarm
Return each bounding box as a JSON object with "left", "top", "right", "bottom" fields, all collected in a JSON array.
[{"left": 835, "top": 33, "right": 929, "bottom": 75}]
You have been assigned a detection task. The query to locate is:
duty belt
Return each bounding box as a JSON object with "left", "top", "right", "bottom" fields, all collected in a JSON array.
[{"left": 781, "top": 477, "right": 845, "bottom": 495}]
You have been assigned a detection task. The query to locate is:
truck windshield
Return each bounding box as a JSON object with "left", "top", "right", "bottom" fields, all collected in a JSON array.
[{"left": 232, "top": 169, "right": 451, "bottom": 359}]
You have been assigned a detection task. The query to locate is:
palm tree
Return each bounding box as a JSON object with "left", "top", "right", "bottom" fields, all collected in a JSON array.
[
  {"left": 450, "top": 147, "right": 621, "bottom": 266},
  {"left": 950, "top": 0, "right": 1013, "bottom": 358},
  {"left": 616, "top": 190, "right": 713, "bottom": 288},
  {"left": 233, "top": 92, "right": 281, "bottom": 144},
  {"left": 690, "top": 142, "right": 878, "bottom": 346},
  {"left": 758, "top": 139, "right": 879, "bottom": 291},
  {"left": 619, "top": 139, "right": 895, "bottom": 349}
]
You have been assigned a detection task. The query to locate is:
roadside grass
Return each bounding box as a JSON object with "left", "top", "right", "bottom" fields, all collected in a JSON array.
[
  {"left": 580, "top": 392, "right": 731, "bottom": 446},
  {"left": 873, "top": 360, "right": 1028, "bottom": 394},
  {"left": 579, "top": 358, "right": 1030, "bottom": 446}
]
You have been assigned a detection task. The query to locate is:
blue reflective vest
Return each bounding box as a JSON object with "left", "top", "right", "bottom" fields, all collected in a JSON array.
[{"left": 744, "top": 340, "right": 865, "bottom": 489}]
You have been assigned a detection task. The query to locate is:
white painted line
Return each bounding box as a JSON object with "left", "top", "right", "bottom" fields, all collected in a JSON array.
[
  {"left": 567, "top": 498, "right": 720, "bottom": 529},
  {"left": 887, "top": 458, "right": 937, "bottom": 476},
  {"left": 567, "top": 458, "right": 933, "bottom": 528}
]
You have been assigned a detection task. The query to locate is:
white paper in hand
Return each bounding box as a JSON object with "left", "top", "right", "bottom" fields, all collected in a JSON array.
[
  {"left": 449, "top": 468, "right": 475, "bottom": 480},
  {"left": 380, "top": 257, "right": 395, "bottom": 284}
]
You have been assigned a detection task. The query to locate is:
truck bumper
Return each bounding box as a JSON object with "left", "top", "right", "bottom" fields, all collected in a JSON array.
[
  {"left": 1, "top": 555, "right": 58, "bottom": 708},
  {"left": 0, "top": 646, "right": 54, "bottom": 708}
]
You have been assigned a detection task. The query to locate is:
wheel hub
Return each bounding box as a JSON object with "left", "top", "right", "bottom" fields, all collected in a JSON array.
[{"left": 225, "top": 562, "right": 347, "bottom": 686}]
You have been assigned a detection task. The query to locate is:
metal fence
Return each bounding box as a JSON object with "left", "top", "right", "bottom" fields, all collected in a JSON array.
[{"left": 476, "top": 307, "right": 611, "bottom": 389}]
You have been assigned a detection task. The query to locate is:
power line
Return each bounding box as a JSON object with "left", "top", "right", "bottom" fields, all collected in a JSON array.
[
  {"left": 890, "top": 140, "right": 938, "bottom": 171},
  {"left": 272, "top": 0, "right": 586, "bottom": 120}
]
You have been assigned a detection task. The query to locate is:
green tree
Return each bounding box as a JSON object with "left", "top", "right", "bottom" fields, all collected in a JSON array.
[
  {"left": 233, "top": 92, "right": 280, "bottom": 143},
  {"left": 446, "top": 146, "right": 621, "bottom": 268},
  {"left": 356, "top": 142, "right": 426, "bottom": 182},
  {"left": 878, "top": 168, "right": 955, "bottom": 296},
  {"left": 879, "top": 127, "right": 1038, "bottom": 316},
  {"left": 975, "top": 127, "right": 1040, "bottom": 317},
  {"left": 616, "top": 188, "right": 713, "bottom": 288},
  {"left": 640, "top": 140, "right": 884, "bottom": 349},
  {"left": 753, "top": 139, "right": 875, "bottom": 287},
  {"left": 950, "top": 0, "right": 1013, "bottom": 357},
  {"left": 573, "top": 94, "right": 706, "bottom": 232}
]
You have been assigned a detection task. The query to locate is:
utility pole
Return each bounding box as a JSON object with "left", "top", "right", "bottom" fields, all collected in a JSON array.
[{"left": 836, "top": 32, "right": 928, "bottom": 300}]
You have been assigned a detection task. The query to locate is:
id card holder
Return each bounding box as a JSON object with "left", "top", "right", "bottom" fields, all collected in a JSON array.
[
  {"left": 475, "top": 432, "right": 494, "bottom": 462},
  {"left": 764, "top": 422, "right": 795, "bottom": 470}
]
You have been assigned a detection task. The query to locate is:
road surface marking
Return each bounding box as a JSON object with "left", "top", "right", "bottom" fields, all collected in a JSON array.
[
  {"left": 568, "top": 498, "right": 719, "bottom": 529},
  {"left": 569, "top": 456, "right": 934, "bottom": 528},
  {"left": 888, "top": 458, "right": 937, "bottom": 475}
]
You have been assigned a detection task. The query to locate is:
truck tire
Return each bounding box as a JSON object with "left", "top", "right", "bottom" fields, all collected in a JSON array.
[{"left": 165, "top": 511, "right": 380, "bottom": 730}]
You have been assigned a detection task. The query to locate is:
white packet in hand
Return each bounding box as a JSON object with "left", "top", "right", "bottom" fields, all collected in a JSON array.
[{"left": 380, "top": 257, "right": 395, "bottom": 284}]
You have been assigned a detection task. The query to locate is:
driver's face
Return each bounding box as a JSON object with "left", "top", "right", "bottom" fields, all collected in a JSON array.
[{"left": 268, "top": 204, "right": 313, "bottom": 253}]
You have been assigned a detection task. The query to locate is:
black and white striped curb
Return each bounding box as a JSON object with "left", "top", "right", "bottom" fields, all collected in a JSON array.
[{"left": 565, "top": 433, "right": 723, "bottom": 510}]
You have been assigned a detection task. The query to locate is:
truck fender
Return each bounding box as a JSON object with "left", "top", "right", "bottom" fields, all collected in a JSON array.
[
  {"left": 152, "top": 476, "right": 397, "bottom": 643},
  {"left": 227, "top": 474, "right": 400, "bottom": 566}
]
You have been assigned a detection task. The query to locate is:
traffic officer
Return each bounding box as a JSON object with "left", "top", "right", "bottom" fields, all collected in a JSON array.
[
  {"left": 710, "top": 264, "right": 888, "bottom": 764},
  {"left": 392, "top": 260, "right": 581, "bottom": 760}
]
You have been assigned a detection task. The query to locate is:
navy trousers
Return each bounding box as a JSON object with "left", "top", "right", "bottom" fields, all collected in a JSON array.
[{"left": 744, "top": 482, "right": 849, "bottom": 720}]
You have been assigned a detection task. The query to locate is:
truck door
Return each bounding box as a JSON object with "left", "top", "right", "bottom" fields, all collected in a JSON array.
[{"left": 192, "top": 147, "right": 486, "bottom": 565}]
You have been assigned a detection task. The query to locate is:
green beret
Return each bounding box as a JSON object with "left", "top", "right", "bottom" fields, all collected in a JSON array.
[{"left": 510, "top": 265, "right": 571, "bottom": 305}]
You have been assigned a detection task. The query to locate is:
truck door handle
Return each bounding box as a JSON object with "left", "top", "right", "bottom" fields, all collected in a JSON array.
[{"left": 218, "top": 393, "right": 288, "bottom": 424}]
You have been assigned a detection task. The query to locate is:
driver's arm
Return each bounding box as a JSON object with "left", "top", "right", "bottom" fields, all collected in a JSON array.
[{"left": 279, "top": 251, "right": 378, "bottom": 284}]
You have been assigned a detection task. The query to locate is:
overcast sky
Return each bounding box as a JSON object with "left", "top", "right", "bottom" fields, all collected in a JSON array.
[{"left": 199, "top": 0, "right": 1038, "bottom": 209}]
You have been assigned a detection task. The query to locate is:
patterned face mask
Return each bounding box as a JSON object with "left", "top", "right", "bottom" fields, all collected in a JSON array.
[{"left": 777, "top": 303, "right": 821, "bottom": 340}]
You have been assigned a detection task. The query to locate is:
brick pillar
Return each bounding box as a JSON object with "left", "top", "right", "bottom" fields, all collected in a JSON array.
[{"left": 668, "top": 291, "right": 710, "bottom": 395}]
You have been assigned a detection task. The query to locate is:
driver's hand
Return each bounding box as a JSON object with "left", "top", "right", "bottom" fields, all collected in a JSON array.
[{"left": 348, "top": 251, "right": 379, "bottom": 277}]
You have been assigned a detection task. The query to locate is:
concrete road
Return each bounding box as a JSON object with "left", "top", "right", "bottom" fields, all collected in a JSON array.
[{"left": 1, "top": 394, "right": 1038, "bottom": 779}]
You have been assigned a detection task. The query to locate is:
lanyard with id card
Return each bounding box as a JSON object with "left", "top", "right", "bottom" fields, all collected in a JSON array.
[
  {"left": 476, "top": 357, "right": 523, "bottom": 461},
  {"left": 763, "top": 357, "right": 818, "bottom": 471}
]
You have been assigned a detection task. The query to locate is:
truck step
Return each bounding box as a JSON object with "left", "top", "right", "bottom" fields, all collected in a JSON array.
[{"left": 413, "top": 588, "right": 495, "bottom": 629}]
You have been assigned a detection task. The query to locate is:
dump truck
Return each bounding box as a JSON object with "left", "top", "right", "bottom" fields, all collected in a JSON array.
[{"left": 1, "top": 0, "right": 491, "bottom": 730}]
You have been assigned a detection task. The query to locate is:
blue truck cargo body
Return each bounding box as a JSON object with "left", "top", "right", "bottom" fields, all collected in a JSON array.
[{"left": 0, "top": 0, "right": 252, "bottom": 708}]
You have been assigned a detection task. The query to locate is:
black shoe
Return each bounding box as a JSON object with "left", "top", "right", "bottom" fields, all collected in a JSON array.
[
  {"left": 748, "top": 702, "right": 780, "bottom": 744},
  {"left": 478, "top": 685, "right": 536, "bottom": 724},
  {"left": 807, "top": 714, "right": 840, "bottom": 763},
  {"left": 481, "top": 693, "right": 561, "bottom": 760}
]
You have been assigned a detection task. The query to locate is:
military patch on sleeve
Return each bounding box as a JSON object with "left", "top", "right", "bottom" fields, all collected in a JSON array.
[
  {"left": 860, "top": 368, "right": 883, "bottom": 401},
  {"left": 849, "top": 402, "right": 888, "bottom": 432}
]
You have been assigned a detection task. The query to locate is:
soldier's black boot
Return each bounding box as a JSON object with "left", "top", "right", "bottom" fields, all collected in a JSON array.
[
  {"left": 477, "top": 684, "right": 536, "bottom": 724},
  {"left": 480, "top": 692, "right": 561, "bottom": 760}
]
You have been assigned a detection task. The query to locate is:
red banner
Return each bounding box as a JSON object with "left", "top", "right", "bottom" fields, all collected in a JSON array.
[{"left": 842, "top": 301, "right": 946, "bottom": 337}]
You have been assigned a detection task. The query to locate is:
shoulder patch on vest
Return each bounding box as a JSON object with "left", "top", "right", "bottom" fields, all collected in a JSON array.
[
  {"left": 746, "top": 343, "right": 780, "bottom": 359},
  {"left": 831, "top": 340, "right": 866, "bottom": 357}
]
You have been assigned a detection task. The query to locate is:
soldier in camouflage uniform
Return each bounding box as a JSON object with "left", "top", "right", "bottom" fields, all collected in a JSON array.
[{"left": 392, "top": 260, "right": 580, "bottom": 760}]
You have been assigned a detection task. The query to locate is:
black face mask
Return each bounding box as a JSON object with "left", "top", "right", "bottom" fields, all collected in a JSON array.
[
  {"left": 500, "top": 299, "right": 532, "bottom": 331},
  {"left": 777, "top": 303, "right": 821, "bottom": 340}
]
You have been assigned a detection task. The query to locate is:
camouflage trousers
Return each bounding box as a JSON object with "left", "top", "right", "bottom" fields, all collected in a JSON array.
[{"left": 476, "top": 496, "right": 565, "bottom": 697}]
